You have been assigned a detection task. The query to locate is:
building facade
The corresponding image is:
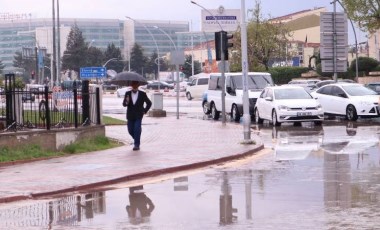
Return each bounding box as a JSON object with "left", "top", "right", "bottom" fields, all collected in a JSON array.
[{"left": 0, "top": 17, "right": 189, "bottom": 71}]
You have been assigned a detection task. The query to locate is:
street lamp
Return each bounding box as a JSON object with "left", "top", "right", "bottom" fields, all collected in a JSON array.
[
  {"left": 152, "top": 26, "right": 177, "bottom": 50},
  {"left": 190, "top": 1, "right": 227, "bottom": 124},
  {"left": 125, "top": 16, "right": 160, "bottom": 80},
  {"left": 102, "top": 58, "right": 118, "bottom": 67},
  {"left": 153, "top": 25, "right": 181, "bottom": 119}
]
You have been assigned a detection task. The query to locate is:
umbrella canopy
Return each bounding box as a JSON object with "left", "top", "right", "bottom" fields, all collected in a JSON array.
[{"left": 109, "top": 71, "right": 148, "bottom": 86}]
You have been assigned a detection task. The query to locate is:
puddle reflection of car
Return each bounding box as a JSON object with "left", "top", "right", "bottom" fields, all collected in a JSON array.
[
  {"left": 320, "top": 124, "right": 379, "bottom": 154},
  {"left": 272, "top": 125, "right": 323, "bottom": 161},
  {"left": 22, "top": 92, "right": 35, "bottom": 102}
]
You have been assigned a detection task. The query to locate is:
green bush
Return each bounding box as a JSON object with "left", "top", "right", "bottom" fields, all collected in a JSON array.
[
  {"left": 268, "top": 66, "right": 309, "bottom": 85},
  {"left": 350, "top": 57, "right": 379, "bottom": 74}
]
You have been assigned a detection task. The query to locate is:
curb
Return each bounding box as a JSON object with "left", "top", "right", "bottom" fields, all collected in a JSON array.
[{"left": 0, "top": 144, "right": 264, "bottom": 203}]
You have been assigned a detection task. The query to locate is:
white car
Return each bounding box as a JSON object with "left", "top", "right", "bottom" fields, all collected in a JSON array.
[
  {"left": 310, "top": 83, "right": 380, "bottom": 121},
  {"left": 116, "top": 86, "right": 131, "bottom": 98},
  {"left": 254, "top": 85, "right": 324, "bottom": 126}
]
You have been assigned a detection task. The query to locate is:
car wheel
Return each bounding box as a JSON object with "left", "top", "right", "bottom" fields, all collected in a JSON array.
[
  {"left": 186, "top": 92, "right": 192, "bottom": 100},
  {"left": 211, "top": 103, "right": 220, "bottom": 120},
  {"left": 202, "top": 101, "right": 211, "bottom": 115},
  {"left": 255, "top": 109, "right": 263, "bottom": 124},
  {"left": 231, "top": 104, "right": 240, "bottom": 122},
  {"left": 346, "top": 104, "right": 358, "bottom": 121},
  {"left": 271, "top": 110, "right": 281, "bottom": 126}
]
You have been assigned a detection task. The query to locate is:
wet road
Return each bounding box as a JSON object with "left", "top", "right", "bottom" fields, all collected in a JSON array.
[{"left": 1, "top": 120, "right": 380, "bottom": 229}]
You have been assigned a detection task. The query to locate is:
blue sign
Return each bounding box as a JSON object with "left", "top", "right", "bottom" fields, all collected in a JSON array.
[{"left": 80, "top": 67, "right": 107, "bottom": 78}]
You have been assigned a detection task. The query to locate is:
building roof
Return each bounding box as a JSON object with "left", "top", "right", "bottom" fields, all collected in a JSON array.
[{"left": 270, "top": 7, "right": 325, "bottom": 22}]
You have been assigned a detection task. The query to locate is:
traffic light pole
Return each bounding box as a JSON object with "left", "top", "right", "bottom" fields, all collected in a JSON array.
[
  {"left": 241, "top": 0, "right": 251, "bottom": 141},
  {"left": 220, "top": 32, "right": 226, "bottom": 124}
]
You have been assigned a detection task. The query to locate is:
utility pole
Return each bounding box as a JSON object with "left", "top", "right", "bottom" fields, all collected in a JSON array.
[{"left": 241, "top": 0, "right": 251, "bottom": 141}]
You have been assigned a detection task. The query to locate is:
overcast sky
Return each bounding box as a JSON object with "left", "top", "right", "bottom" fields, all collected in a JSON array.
[{"left": 1, "top": 0, "right": 366, "bottom": 43}]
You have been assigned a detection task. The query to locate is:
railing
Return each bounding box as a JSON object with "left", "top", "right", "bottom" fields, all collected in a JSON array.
[{"left": 0, "top": 76, "right": 101, "bottom": 133}]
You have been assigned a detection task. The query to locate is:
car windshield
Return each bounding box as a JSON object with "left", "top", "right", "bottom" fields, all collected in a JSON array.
[
  {"left": 342, "top": 85, "right": 378, "bottom": 96},
  {"left": 232, "top": 74, "right": 273, "bottom": 90},
  {"left": 274, "top": 88, "right": 313, "bottom": 100}
]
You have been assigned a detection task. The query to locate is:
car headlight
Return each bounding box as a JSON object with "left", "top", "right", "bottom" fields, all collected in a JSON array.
[
  {"left": 278, "top": 105, "right": 290, "bottom": 111},
  {"left": 316, "top": 104, "right": 322, "bottom": 110}
]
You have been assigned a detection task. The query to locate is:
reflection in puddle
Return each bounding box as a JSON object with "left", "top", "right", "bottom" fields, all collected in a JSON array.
[{"left": 1, "top": 123, "right": 380, "bottom": 229}]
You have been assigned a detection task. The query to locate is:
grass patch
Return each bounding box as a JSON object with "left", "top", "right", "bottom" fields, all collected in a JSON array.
[
  {"left": 102, "top": 115, "right": 126, "bottom": 125},
  {"left": 0, "top": 135, "right": 122, "bottom": 163}
]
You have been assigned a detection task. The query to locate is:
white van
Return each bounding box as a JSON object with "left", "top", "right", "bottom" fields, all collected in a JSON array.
[
  {"left": 185, "top": 73, "right": 210, "bottom": 100},
  {"left": 206, "top": 72, "right": 273, "bottom": 121}
]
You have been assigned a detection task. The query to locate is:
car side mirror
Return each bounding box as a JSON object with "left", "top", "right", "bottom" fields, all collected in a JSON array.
[
  {"left": 338, "top": 93, "right": 347, "bottom": 98},
  {"left": 265, "top": 96, "right": 273, "bottom": 101},
  {"left": 226, "top": 86, "right": 236, "bottom": 95}
]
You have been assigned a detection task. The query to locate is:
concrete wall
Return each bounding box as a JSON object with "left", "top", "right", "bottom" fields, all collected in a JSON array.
[{"left": 0, "top": 125, "right": 105, "bottom": 151}]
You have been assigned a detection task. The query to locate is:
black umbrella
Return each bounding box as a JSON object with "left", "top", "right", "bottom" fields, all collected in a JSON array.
[{"left": 109, "top": 71, "right": 148, "bottom": 86}]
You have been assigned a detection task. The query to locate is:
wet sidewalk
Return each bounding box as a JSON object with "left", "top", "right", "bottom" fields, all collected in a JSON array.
[{"left": 0, "top": 114, "right": 264, "bottom": 203}]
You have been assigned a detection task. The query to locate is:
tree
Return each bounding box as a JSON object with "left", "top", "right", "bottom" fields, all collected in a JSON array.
[
  {"left": 61, "top": 23, "right": 88, "bottom": 74},
  {"left": 103, "top": 43, "right": 124, "bottom": 73},
  {"left": 13, "top": 51, "right": 35, "bottom": 77},
  {"left": 341, "top": 0, "right": 380, "bottom": 33},
  {"left": 87, "top": 46, "right": 104, "bottom": 67},
  {"left": 230, "top": 0, "right": 292, "bottom": 71},
  {"left": 182, "top": 55, "right": 201, "bottom": 78},
  {"left": 130, "top": 43, "right": 148, "bottom": 76}
]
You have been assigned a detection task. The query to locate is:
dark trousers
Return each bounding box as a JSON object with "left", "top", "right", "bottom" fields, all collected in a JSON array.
[{"left": 127, "top": 119, "right": 142, "bottom": 147}]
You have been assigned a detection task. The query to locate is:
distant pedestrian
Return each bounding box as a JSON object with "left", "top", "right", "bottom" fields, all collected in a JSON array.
[{"left": 123, "top": 81, "right": 152, "bottom": 151}]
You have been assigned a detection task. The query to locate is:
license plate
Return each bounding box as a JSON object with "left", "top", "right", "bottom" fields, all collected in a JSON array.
[{"left": 297, "top": 112, "right": 311, "bottom": 116}]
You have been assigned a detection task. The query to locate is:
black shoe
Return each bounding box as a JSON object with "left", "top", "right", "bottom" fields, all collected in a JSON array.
[{"left": 133, "top": 146, "right": 140, "bottom": 151}]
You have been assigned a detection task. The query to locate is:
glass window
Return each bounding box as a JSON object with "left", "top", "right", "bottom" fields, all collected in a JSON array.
[
  {"left": 231, "top": 74, "right": 273, "bottom": 90},
  {"left": 274, "top": 88, "right": 312, "bottom": 100},
  {"left": 342, "top": 84, "right": 377, "bottom": 96},
  {"left": 198, "top": 78, "right": 208, "bottom": 85},
  {"left": 317, "top": 85, "right": 332, "bottom": 95},
  {"left": 331, "top": 86, "right": 346, "bottom": 97}
]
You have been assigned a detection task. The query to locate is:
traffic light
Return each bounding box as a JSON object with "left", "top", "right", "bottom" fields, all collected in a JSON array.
[
  {"left": 224, "top": 32, "right": 234, "bottom": 61},
  {"left": 215, "top": 31, "right": 234, "bottom": 61},
  {"left": 215, "top": 31, "right": 222, "bottom": 61},
  {"left": 31, "top": 71, "right": 35, "bottom": 79}
]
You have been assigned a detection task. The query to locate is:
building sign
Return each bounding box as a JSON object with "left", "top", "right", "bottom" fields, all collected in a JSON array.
[{"left": 201, "top": 6, "right": 240, "bottom": 32}]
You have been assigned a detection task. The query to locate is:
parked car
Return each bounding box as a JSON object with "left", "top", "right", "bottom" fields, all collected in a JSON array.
[
  {"left": 310, "top": 83, "right": 380, "bottom": 121},
  {"left": 207, "top": 72, "right": 274, "bottom": 121},
  {"left": 22, "top": 92, "right": 36, "bottom": 102},
  {"left": 287, "top": 79, "right": 320, "bottom": 92},
  {"left": 365, "top": 82, "right": 380, "bottom": 94},
  {"left": 146, "top": 81, "right": 174, "bottom": 90},
  {"left": 174, "top": 81, "right": 191, "bottom": 92},
  {"left": 186, "top": 74, "right": 210, "bottom": 100},
  {"left": 254, "top": 85, "right": 324, "bottom": 126},
  {"left": 116, "top": 86, "right": 131, "bottom": 98},
  {"left": 315, "top": 79, "right": 355, "bottom": 88}
]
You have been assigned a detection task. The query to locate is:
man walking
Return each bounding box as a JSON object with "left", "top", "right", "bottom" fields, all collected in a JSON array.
[{"left": 123, "top": 81, "right": 152, "bottom": 151}]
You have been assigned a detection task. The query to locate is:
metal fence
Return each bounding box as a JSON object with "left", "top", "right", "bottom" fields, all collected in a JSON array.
[{"left": 0, "top": 74, "right": 101, "bottom": 132}]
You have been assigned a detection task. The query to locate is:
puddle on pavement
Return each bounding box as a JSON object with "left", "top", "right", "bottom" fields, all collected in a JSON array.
[{"left": 1, "top": 123, "right": 380, "bottom": 229}]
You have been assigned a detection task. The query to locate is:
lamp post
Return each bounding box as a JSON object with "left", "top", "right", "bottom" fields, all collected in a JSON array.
[
  {"left": 153, "top": 26, "right": 181, "bottom": 119},
  {"left": 102, "top": 58, "right": 118, "bottom": 67},
  {"left": 190, "top": 1, "right": 227, "bottom": 124},
  {"left": 125, "top": 16, "right": 160, "bottom": 80}
]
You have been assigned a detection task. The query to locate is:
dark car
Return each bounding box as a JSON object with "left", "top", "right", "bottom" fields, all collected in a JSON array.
[
  {"left": 146, "top": 81, "right": 174, "bottom": 90},
  {"left": 365, "top": 82, "right": 380, "bottom": 95},
  {"left": 22, "top": 92, "right": 35, "bottom": 102}
]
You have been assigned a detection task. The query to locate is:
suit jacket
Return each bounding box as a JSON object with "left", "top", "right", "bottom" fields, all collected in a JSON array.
[{"left": 123, "top": 90, "right": 152, "bottom": 120}]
